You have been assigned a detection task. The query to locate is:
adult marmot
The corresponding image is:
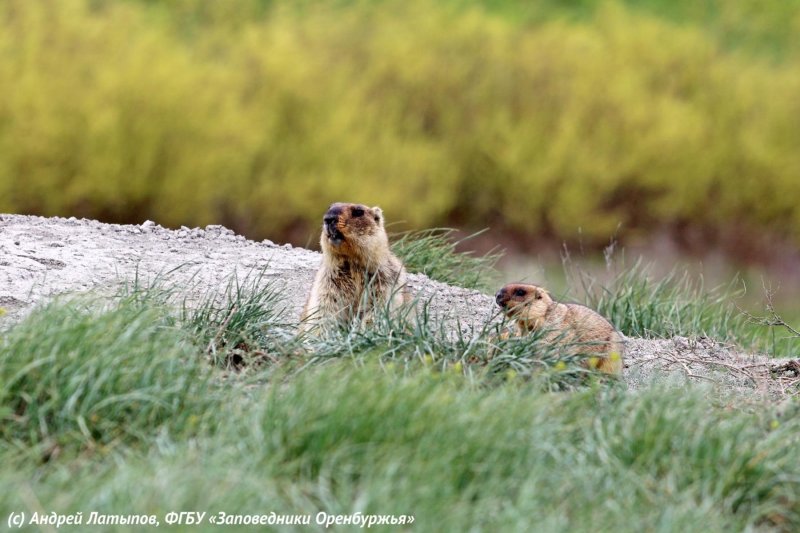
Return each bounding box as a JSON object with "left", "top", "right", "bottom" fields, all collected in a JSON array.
[
  {"left": 495, "top": 283, "right": 624, "bottom": 375},
  {"left": 301, "top": 202, "right": 409, "bottom": 332}
]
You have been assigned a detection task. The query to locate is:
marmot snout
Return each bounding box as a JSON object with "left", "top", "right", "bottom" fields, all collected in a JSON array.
[{"left": 496, "top": 283, "right": 624, "bottom": 375}]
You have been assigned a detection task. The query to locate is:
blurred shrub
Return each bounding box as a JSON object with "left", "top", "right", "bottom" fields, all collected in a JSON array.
[{"left": 1, "top": 0, "right": 799, "bottom": 245}]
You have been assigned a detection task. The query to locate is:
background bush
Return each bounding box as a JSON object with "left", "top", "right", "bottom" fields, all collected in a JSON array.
[{"left": 1, "top": 0, "right": 799, "bottom": 249}]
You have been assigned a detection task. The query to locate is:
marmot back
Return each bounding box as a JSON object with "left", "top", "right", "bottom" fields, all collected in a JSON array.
[
  {"left": 301, "top": 202, "right": 409, "bottom": 332},
  {"left": 495, "top": 283, "right": 624, "bottom": 375}
]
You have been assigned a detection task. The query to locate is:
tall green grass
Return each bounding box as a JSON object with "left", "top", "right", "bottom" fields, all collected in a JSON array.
[
  {"left": 1, "top": 362, "right": 798, "bottom": 532},
  {"left": 0, "top": 296, "right": 214, "bottom": 457},
  {"left": 178, "top": 270, "right": 297, "bottom": 369},
  {"left": 298, "top": 289, "right": 596, "bottom": 390},
  {"left": 574, "top": 259, "right": 743, "bottom": 338},
  {"left": 567, "top": 258, "right": 796, "bottom": 357},
  {"left": 2, "top": 237, "right": 799, "bottom": 531},
  {"left": 391, "top": 228, "right": 501, "bottom": 291}
]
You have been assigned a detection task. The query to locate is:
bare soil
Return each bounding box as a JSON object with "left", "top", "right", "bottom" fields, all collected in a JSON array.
[{"left": 1, "top": 214, "right": 796, "bottom": 400}]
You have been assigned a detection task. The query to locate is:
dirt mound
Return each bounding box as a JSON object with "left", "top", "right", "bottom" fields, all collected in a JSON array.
[{"left": 1, "top": 214, "right": 795, "bottom": 399}]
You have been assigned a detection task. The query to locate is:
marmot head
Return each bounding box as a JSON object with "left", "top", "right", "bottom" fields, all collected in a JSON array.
[
  {"left": 495, "top": 283, "right": 553, "bottom": 328},
  {"left": 320, "top": 202, "right": 389, "bottom": 264}
]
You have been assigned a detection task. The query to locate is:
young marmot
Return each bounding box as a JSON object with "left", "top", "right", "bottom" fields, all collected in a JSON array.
[
  {"left": 301, "top": 202, "right": 409, "bottom": 331},
  {"left": 495, "top": 283, "right": 624, "bottom": 375}
]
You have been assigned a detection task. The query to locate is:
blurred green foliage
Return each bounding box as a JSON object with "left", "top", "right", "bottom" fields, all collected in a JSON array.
[{"left": 1, "top": 0, "right": 799, "bottom": 245}]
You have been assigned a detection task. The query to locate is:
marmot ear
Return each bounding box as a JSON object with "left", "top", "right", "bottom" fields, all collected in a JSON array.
[
  {"left": 534, "top": 288, "right": 544, "bottom": 300},
  {"left": 371, "top": 206, "right": 383, "bottom": 224}
]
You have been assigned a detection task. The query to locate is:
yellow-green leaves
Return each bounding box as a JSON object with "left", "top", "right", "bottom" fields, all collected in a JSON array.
[{"left": 2, "top": 0, "right": 800, "bottom": 246}]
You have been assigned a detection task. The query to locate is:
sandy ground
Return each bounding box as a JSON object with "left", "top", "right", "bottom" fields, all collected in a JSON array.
[{"left": 1, "top": 214, "right": 796, "bottom": 399}]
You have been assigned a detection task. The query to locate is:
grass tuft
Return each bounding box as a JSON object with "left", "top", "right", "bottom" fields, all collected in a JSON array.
[
  {"left": 0, "top": 296, "right": 213, "bottom": 457},
  {"left": 567, "top": 257, "right": 796, "bottom": 357},
  {"left": 298, "top": 287, "right": 599, "bottom": 392},
  {"left": 391, "top": 228, "right": 502, "bottom": 291},
  {"left": 180, "top": 269, "right": 297, "bottom": 369},
  {"left": 574, "top": 258, "right": 744, "bottom": 339}
]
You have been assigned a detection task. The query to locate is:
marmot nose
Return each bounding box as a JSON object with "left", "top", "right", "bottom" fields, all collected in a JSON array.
[
  {"left": 323, "top": 214, "right": 338, "bottom": 227},
  {"left": 495, "top": 289, "right": 507, "bottom": 307}
]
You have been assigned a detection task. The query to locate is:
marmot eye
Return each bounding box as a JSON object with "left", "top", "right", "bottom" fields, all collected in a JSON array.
[
  {"left": 514, "top": 288, "right": 526, "bottom": 297},
  {"left": 351, "top": 208, "right": 365, "bottom": 218}
]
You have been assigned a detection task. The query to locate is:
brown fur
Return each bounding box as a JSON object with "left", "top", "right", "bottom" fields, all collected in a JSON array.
[
  {"left": 495, "top": 283, "right": 624, "bottom": 375},
  {"left": 301, "top": 202, "right": 409, "bottom": 332}
]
